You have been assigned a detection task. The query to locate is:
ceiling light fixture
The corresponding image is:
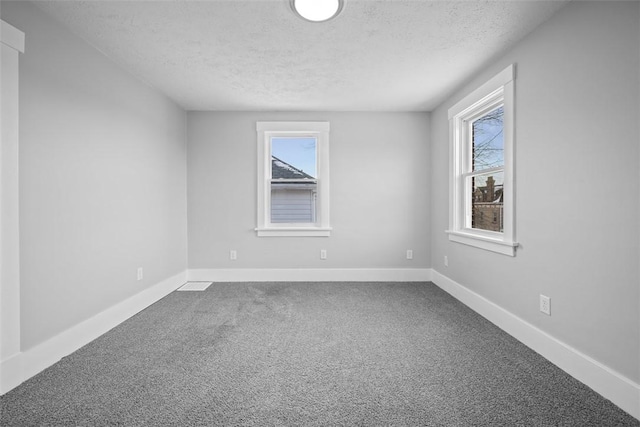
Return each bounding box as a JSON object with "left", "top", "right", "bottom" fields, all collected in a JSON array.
[{"left": 290, "top": 0, "right": 344, "bottom": 23}]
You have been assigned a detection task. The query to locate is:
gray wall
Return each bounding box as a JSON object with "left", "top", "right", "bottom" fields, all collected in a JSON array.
[
  {"left": 3, "top": 2, "right": 188, "bottom": 350},
  {"left": 188, "top": 112, "right": 430, "bottom": 269},
  {"left": 430, "top": 1, "right": 639, "bottom": 382}
]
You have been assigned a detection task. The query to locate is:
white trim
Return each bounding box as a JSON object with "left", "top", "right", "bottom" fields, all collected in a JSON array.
[
  {"left": 1, "top": 20, "right": 25, "bottom": 53},
  {"left": 0, "top": 271, "right": 187, "bottom": 395},
  {"left": 446, "top": 230, "right": 517, "bottom": 256},
  {"left": 0, "top": 20, "right": 23, "bottom": 385},
  {"left": 188, "top": 268, "right": 432, "bottom": 283},
  {"left": 4, "top": 266, "right": 636, "bottom": 420},
  {"left": 257, "top": 121, "right": 330, "bottom": 133},
  {"left": 431, "top": 269, "right": 640, "bottom": 420},
  {"left": 448, "top": 65, "right": 513, "bottom": 119},
  {"left": 255, "top": 227, "right": 332, "bottom": 237},
  {"left": 448, "top": 64, "right": 516, "bottom": 256}
]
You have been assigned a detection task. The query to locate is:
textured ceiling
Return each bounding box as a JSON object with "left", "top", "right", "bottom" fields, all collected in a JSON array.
[{"left": 32, "top": 0, "right": 568, "bottom": 111}]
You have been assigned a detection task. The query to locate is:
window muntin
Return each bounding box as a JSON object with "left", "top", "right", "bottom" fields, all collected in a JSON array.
[
  {"left": 256, "top": 122, "right": 330, "bottom": 237},
  {"left": 447, "top": 64, "right": 516, "bottom": 256}
]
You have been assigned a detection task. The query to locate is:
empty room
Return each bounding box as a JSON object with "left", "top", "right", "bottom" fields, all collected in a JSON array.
[{"left": 1, "top": 0, "right": 638, "bottom": 425}]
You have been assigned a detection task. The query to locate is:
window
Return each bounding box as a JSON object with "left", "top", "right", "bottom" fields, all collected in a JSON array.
[
  {"left": 270, "top": 137, "right": 317, "bottom": 224},
  {"left": 447, "top": 65, "right": 517, "bottom": 256},
  {"left": 256, "top": 122, "right": 331, "bottom": 237}
]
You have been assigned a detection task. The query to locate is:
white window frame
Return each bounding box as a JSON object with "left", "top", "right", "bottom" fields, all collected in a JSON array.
[
  {"left": 256, "top": 121, "right": 331, "bottom": 237},
  {"left": 447, "top": 64, "right": 517, "bottom": 256}
]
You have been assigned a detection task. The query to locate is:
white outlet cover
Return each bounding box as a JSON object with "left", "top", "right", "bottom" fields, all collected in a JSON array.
[{"left": 540, "top": 294, "right": 551, "bottom": 315}]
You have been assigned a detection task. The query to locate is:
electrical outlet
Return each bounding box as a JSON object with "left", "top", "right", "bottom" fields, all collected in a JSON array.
[
  {"left": 230, "top": 250, "right": 237, "bottom": 260},
  {"left": 320, "top": 249, "right": 327, "bottom": 260},
  {"left": 137, "top": 267, "right": 143, "bottom": 281},
  {"left": 406, "top": 249, "right": 413, "bottom": 260},
  {"left": 540, "top": 294, "right": 551, "bottom": 315},
  {"left": 444, "top": 256, "right": 449, "bottom": 267}
]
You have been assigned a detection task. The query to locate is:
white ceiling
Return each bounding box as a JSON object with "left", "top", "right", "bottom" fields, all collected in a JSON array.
[{"left": 33, "top": 0, "right": 568, "bottom": 112}]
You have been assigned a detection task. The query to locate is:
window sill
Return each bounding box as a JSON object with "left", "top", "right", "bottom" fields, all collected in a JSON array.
[
  {"left": 256, "top": 227, "right": 332, "bottom": 237},
  {"left": 446, "top": 229, "right": 517, "bottom": 256}
]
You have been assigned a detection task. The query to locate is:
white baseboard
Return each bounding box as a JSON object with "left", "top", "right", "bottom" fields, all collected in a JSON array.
[
  {"left": 431, "top": 269, "right": 640, "bottom": 420},
  {"left": 187, "top": 268, "right": 432, "bottom": 283},
  {"left": 0, "top": 271, "right": 187, "bottom": 395},
  {"left": 4, "top": 268, "right": 636, "bottom": 420}
]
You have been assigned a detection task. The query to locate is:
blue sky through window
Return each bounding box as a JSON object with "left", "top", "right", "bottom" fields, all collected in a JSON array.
[
  {"left": 271, "top": 137, "right": 317, "bottom": 178},
  {"left": 472, "top": 106, "right": 504, "bottom": 171}
]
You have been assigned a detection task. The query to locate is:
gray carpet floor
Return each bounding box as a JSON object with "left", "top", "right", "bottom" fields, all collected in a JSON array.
[{"left": 1, "top": 281, "right": 637, "bottom": 426}]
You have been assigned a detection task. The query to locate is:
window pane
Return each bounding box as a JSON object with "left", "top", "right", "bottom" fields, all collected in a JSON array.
[
  {"left": 271, "top": 137, "right": 316, "bottom": 179},
  {"left": 470, "top": 171, "right": 504, "bottom": 232},
  {"left": 271, "top": 182, "right": 317, "bottom": 223},
  {"left": 472, "top": 106, "right": 503, "bottom": 171},
  {"left": 270, "top": 136, "right": 318, "bottom": 223}
]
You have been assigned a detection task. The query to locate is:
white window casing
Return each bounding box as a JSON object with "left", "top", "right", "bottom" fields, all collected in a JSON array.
[
  {"left": 256, "top": 121, "right": 331, "bottom": 237},
  {"left": 447, "top": 64, "right": 517, "bottom": 256}
]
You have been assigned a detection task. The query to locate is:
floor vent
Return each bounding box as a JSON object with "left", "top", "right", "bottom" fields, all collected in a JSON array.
[{"left": 177, "top": 281, "right": 213, "bottom": 291}]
